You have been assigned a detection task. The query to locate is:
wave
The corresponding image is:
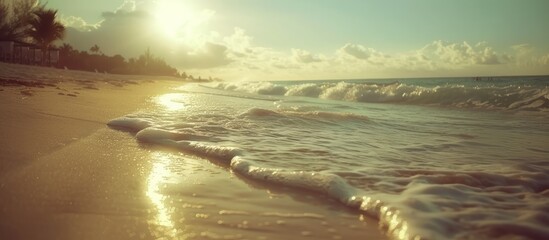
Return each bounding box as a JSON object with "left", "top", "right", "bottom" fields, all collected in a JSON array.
[
  {"left": 108, "top": 82, "right": 549, "bottom": 239},
  {"left": 108, "top": 115, "right": 549, "bottom": 240},
  {"left": 213, "top": 81, "right": 549, "bottom": 111},
  {"left": 239, "top": 107, "right": 369, "bottom": 122}
]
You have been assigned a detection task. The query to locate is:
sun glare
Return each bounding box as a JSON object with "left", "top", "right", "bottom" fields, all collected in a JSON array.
[
  {"left": 153, "top": 1, "right": 198, "bottom": 41},
  {"left": 152, "top": 0, "right": 214, "bottom": 46},
  {"left": 153, "top": 0, "right": 189, "bottom": 38},
  {"left": 156, "top": 93, "right": 187, "bottom": 111}
]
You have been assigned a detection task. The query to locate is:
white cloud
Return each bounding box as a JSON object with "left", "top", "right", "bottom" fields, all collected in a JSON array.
[
  {"left": 339, "top": 43, "right": 374, "bottom": 60},
  {"left": 540, "top": 54, "right": 549, "bottom": 65},
  {"left": 509, "top": 43, "right": 547, "bottom": 67},
  {"left": 63, "top": 0, "right": 232, "bottom": 70},
  {"left": 59, "top": 16, "right": 101, "bottom": 32},
  {"left": 116, "top": 0, "right": 137, "bottom": 12},
  {"left": 58, "top": 0, "right": 549, "bottom": 80},
  {"left": 64, "top": 9, "right": 154, "bottom": 56},
  {"left": 292, "top": 49, "right": 323, "bottom": 63},
  {"left": 336, "top": 43, "right": 391, "bottom": 68},
  {"left": 512, "top": 44, "right": 533, "bottom": 55},
  {"left": 223, "top": 28, "right": 254, "bottom": 58},
  {"left": 172, "top": 42, "right": 232, "bottom": 69},
  {"left": 419, "top": 40, "right": 508, "bottom": 66},
  {"left": 191, "top": 39, "right": 549, "bottom": 80}
]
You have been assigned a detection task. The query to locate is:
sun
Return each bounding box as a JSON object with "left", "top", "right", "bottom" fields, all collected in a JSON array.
[
  {"left": 152, "top": 0, "right": 215, "bottom": 46},
  {"left": 153, "top": 0, "right": 194, "bottom": 40}
]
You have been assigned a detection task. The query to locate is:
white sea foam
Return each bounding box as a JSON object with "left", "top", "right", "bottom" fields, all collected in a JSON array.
[
  {"left": 111, "top": 112, "right": 549, "bottom": 239},
  {"left": 109, "top": 79, "right": 549, "bottom": 239},
  {"left": 133, "top": 128, "right": 241, "bottom": 161},
  {"left": 107, "top": 117, "right": 152, "bottom": 131},
  {"left": 114, "top": 118, "right": 549, "bottom": 239},
  {"left": 231, "top": 157, "right": 361, "bottom": 206},
  {"left": 240, "top": 107, "right": 369, "bottom": 122},
  {"left": 213, "top": 81, "right": 549, "bottom": 111},
  {"left": 136, "top": 127, "right": 214, "bottom": 142},
  {"left": 183, "top": 142, "right": 242, "bottom": 161}
]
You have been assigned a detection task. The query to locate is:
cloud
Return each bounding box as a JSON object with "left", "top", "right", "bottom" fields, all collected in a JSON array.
[
  {"left": 62, "top": 0, "right": 232, "bottom": 69},
  {"left": 116, "top": 0, "right": 138, "bottom": 12},
  {"left": 339, "top": 43, "right": 372, "bottom": 60},
  {"left": 336, "top": 43, "right": 391, "bottom": 67},
  {"left": 171, "top": 42, "right": 232, "bottom": 69},
  {"left": 292, "top": 49, "right": 322, "bottom": 63},
  {"left": 223, "top": 28, "right": 254, "bottom": 58},
  {"left": 59, "top": 16, "right": 101, "bottom": 32},
  {"left": 419, "top": 40, "right": 509, "bottom": 66},
  {"left": 191, "top": 39, "right": 549, "bottom": 80},
  {"left": 540, "top": 54, "right": 549, "bottom": 65},
  {"left": 57, "top": 0, "right": 549, "bottom": 79},
  {"left": 64, "top": 9, "right": 154, "bottom": 56},
  {"left": 509, "top": 44, "right": 549, "bottom": 67},
  {"left": 511, "top": 44, "right": 533, "bottom": 54}
]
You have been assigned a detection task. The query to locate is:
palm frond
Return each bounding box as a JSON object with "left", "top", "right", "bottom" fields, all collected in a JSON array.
[{"left": 27, "top": 8, "right": 65, "bottom": 48}]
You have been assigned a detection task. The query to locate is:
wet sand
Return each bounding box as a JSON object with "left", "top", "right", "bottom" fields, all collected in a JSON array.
[{"left": 0, "top": 63, "right": 386, "bottom": 239}]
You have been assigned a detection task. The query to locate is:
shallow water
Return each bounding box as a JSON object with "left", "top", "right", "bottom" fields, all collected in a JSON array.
[{"left": 109, "top": 77, "right": 549, "bottom": 240}]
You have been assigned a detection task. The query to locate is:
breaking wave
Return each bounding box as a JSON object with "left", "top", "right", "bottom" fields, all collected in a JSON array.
[
  {"left": 107, "top": 78, "right": 549, "bottom": 239},
  {"left": 213, "top": 81, "right": 549, "bottom": 111},
  {"left": 108, "top": 115, "right": 549, "bottom": 240}
]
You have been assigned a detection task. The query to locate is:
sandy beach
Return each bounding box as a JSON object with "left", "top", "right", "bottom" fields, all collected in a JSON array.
[
  {"left": 1, "top": 1, "right": 548, "bottom": 239},
  {"left": 0, "top": 62, "right": 385, "bottom": 240}
]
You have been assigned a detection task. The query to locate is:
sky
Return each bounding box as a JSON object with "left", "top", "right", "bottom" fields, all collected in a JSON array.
[{"left": 46, "top": 0, "right": 549, "bottom": 81}]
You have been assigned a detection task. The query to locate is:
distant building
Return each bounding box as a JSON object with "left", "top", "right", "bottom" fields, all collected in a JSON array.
[{"left": 0, "top": 40, "right": 60, "bottom": 66}]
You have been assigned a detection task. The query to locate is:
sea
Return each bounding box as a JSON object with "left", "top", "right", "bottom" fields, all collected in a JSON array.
[{"left": 108, "top": 76, "right": 549, "bottom": 240}]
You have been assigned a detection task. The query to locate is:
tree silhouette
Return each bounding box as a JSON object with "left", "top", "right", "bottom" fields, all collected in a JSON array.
[
  {"left": 90, "top": 44, "right": 100, "bottom": 55},
  {"left": 27, "top": 7, "right": 65, "bottom": 65},
  {"left": 59, "top": 43, "right": 73, "bottom": 54},
  {"left": 2, "top": 3, "right": 190, "bottom": 79},
  {"left": 0, "top": 0, "right": 36, "bottom": 41}
]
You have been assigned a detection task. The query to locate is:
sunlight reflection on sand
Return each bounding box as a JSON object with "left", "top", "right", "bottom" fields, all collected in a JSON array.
[
  {"left": 156, "top": 93, "right": 187, "bottom": 111},
  {"left": 146, "top": 152, "right": 178, "bottom": 237}
]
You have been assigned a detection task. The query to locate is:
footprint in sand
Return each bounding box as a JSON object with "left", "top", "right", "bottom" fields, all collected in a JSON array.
[
  {"left": 83, "top": 85, "right": 99, "bottom": 90},
  {"left": 20, "top": 89, "right": 33, "bottom": 96},
  {"left": 58, "top": 92, "right": 77, "bottom": 97}
]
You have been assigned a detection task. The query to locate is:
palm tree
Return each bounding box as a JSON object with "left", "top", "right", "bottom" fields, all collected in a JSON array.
[
  {"left": 0, "top": 0, "right": 36, "bottom": 41},
  {"left": 59, "top": 43, "right": 73, "bottom": 55},
  {"left": 57, "top": 43, "right": 74, "bottom": 67},
  {"left": 27, "top": 7, "right": 65, "bottom": 65},
  {"left": 0, "top": 2, "right": 9, "bottom": 38}
]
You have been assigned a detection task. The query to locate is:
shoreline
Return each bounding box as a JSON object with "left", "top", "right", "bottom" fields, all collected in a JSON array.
[
  {"left": 0, "top": 63, "right": 386, "bottom": 239},
  {"left": 0, "top": 62, "right": 182, "bottom": 172}
]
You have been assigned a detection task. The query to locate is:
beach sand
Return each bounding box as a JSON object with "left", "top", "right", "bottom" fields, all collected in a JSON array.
[{"left": 0, "top": 62, "right": 386, "bottom": 240}]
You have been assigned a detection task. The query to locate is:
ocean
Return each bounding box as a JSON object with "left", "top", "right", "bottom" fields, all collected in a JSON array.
[{"left": 108, "top": 76, "right": 549, "bottom": 239}]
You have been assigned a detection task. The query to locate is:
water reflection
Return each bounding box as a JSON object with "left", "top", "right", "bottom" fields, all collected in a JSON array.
[
  {"left": 146, "top": 151, "right": 177, "bottom": 237},
  {"left": 156, "top": 93, "right": 187, "bottom": 111}
]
